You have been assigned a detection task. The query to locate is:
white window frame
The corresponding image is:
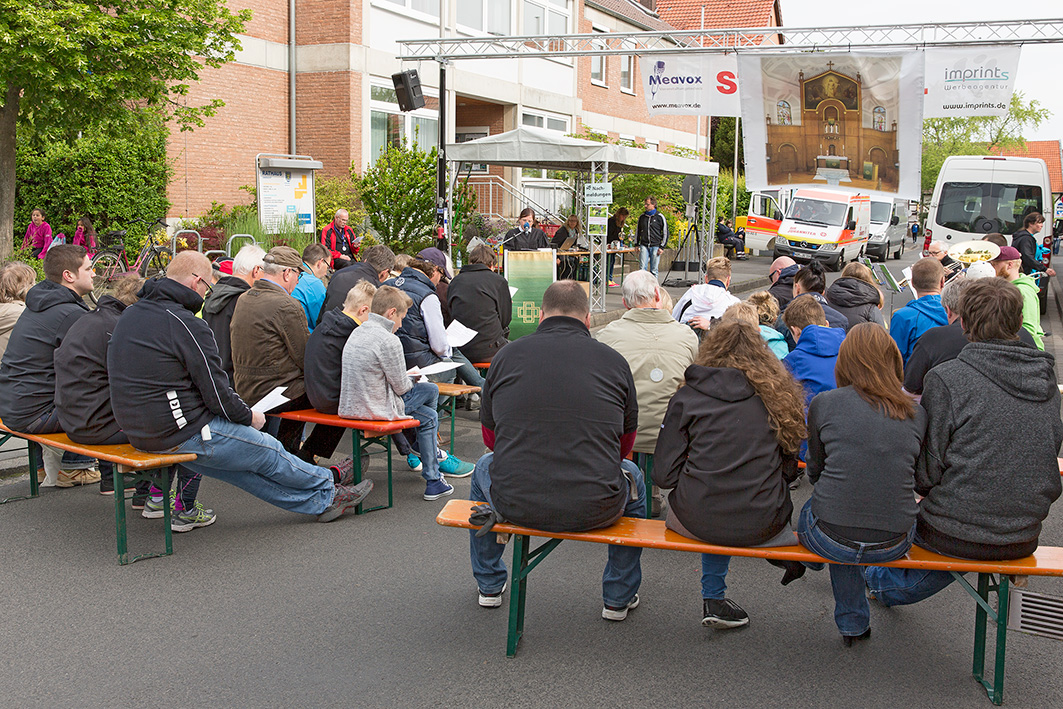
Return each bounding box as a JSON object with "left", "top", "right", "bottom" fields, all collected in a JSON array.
[
  {"left": 590, "top": 26, "right": 607, "bottom": 87},
  {"left": 521, "top": 109, "right": 570, "bottom": 177},
  {"left": 371, "top": 0, "right": 440, "bottom": 23},
  {"left": 455, "top": 0, "right": 513, "bottom": 36},
  {"left": 619, "top": 54, "right": 635, "bottom": 94},
  {"left": 369, "top": 83, "right": 440, "bottom": 167}
]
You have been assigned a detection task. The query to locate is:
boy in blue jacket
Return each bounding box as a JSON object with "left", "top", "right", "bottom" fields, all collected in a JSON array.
[{"left": 890, "top": 257, "right": 947, "bottom": 365}]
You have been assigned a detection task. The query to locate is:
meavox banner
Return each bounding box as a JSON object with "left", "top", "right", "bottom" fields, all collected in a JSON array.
[
  {"left": 640, "top": 54, "right": 740, "bottom": 116},
  {"left": 923, "top": 46, "right": 1020, "bottom": 118}
]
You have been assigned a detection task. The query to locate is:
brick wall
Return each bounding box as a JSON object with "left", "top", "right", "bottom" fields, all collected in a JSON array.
[
  {"left": 236, "top": 0, "right": 290, "bottom": 44},
  {"left": 167, "top": 63, "right": 289, "bottom": 219},
  {"left": 295, "top": 0, "right": 360, "bottom": 45},
  {"left": 296, "top": 71, "right": 362, "bottom": 178}
]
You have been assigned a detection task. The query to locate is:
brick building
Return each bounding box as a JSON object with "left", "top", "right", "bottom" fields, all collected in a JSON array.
[{"left": 167, "top": 0, "right": 771, "bottom": 224}]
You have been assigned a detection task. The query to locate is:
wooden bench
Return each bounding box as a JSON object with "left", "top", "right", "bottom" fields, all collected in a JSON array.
[
  {"left": 271, "top": 409, "right": 419, "bottom": 513},
  {"left": 0, "top": 420, "right": 197, "bottom": 564},
  {"left": 435, "top": 382, "right": 481, "bottom": 455},
  {"left": 437, "top": 499, "right": 1063, "bottom": 705}
]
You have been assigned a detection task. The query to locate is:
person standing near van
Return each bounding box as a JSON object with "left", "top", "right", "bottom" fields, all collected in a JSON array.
[
  {"left": 636, "top": 197, "right": 668, "bottom": 278},
  {"left": 1011, "top": 212, "right": 1055, "bottom": 278}
]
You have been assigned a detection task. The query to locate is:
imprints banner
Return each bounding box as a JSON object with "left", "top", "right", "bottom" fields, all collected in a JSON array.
[
  {"left": 504, "top": 250, "right": 555, "bottom": 340},
  {"left": 923, "top": 46, "right": 1021, "bottom": 118},
  {"left": 640, "top": 54, "right": 740, "bottom": 116},
  {"left": 739, "top": 51, "right": 924, "bottom": 199}
]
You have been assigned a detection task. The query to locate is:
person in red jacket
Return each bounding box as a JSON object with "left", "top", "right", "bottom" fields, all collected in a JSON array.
[{"left": 320, "top": 209, "right": 360, "bottom": 269}]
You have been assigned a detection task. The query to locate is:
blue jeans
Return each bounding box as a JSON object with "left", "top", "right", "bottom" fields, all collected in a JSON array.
[
  {"left": 863, "top": 530, "right": 960, "bottom": 607},
  {"left": 401, "top": 382, "right": 442, "bottom": 482},
  {"left": 797, "top": 500, "right": 916, "bottom": 635},
  {"left": 638, "top": 246, "right": 660, "bottom": 278},
  {"left": 149, "top": 416, "right": 334, "bottom": 515},
  {"left": 468, "top": 452, "right": 645, "bottom": 608},
  {"left": 451, "top": 349, "right": 486, "bottom": 389},
  {"left": 701, "top": 554, "right": 731, "bottom": 599}
]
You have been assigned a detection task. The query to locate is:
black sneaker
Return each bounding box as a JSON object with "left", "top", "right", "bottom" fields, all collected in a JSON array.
[
  {"left": 701, "top": 598, "right": 749, "bottom": 628},
  {"left": 318, "top": 480, "right": 373, "bottom": 522}
]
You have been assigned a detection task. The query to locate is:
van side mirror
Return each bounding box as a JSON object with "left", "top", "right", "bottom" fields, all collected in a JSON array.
[
  {"left": 773, "top": 209, "right": 783, "bottom": 221},
  {"left": 890, "top": 215, "right": 900, "bottom": 226},
  {"left": 846, "top": 220, "right": 857, "bottom": 231}
]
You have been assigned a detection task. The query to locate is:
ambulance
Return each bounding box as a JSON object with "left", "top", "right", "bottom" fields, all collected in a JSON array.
[{"left": 771, "top": 188, "right": 872, "bottom": 271}]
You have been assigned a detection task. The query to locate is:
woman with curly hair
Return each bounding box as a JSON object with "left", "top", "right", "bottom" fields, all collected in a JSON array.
[
  {"left": 653, "top": 320, "right": 808, "bottom": 629},
  {"left": 797, "top": 323, "right": 926, "bottom": 646}
]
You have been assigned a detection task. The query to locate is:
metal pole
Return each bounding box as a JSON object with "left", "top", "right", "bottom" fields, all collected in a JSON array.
[
  {"left": 288, "top": 0, "right": 296, "bottom": 154},
  {"left": 731, "top": 116, "right": 740, "bottom": 223},
  {"left": 437, "top": 60, "right": 448, "bottom": 238}
]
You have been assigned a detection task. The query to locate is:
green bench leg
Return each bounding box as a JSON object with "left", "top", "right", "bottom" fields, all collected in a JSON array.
[
  {"left": 506, "top": 534, "right": 564, "bottom": 658},
  {"left": 114, "top": 466, "right": 174, "bottom": 565},
  {"left": 1, "top": 435, "right": 40, "bottom": 504},
  {"left": 449, "top": 395, "right": 456, "bottom": 456},
  {"left": 961, "top": 572, "right": 1011, "bottom": 705},
  {"left": 351, "top": 430, "right": 392, "bottom": 514}
]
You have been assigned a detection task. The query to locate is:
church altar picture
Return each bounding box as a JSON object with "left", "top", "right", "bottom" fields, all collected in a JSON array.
[{"left": 738, "top": 52, "right": 925, "bottom": 199}]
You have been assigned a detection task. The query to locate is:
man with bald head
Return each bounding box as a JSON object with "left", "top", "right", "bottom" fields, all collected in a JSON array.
[
  {"left": 468, "top": 280, "right": 646, "bottom": 619},
  {"left": 768, "top": 256, "right": 798, "bottom": 311},
  {"left": 107, "top": 251, "right": 372, "bottom": 523},
  {"left": 321, "top": 208, "right": 360, "bottom": 269}
]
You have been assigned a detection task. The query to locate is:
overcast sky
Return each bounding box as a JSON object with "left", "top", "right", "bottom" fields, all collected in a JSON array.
[{"left": 781, "top": 1, "right": 1061, "bottom": 142}]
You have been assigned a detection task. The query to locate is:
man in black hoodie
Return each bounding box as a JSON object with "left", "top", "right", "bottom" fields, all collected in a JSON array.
[
  {"left": 866, "top": 278, "right": 1062, "bottom": 604},
  {"left": 0, "top": 245, "right": 95, "bottom": 487},
  {"left": 108, "top": 251, "right": 372, "bottom": 523},
  {"left": 202, "top": 244, "right": 264, "bottom": 384},
  {"left": 317, "top": 245, "right": 395, "bottom": 326},
  {"left": 768, "top": 257, "right": 798, "bottom": 311}
]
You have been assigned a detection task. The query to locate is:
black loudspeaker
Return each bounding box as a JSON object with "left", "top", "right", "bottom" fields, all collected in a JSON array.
[{"left": 392, "top": 70, "right": 425, "bottom": 112}]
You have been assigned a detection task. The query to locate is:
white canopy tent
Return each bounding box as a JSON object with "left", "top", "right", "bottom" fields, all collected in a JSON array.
[{"left": 446, "top": 126, "right": 720, "bottom": 310}]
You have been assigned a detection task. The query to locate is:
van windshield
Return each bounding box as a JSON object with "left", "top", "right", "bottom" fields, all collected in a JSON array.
[
  {"left": 786, "top": 198, "right": 847, "bottom": 226},
  {"left": 870, "top": 202, "right": 892, "bottom": 224},
  {"left": 935, "top": 182, "right": 1043, "bottom": 235}
]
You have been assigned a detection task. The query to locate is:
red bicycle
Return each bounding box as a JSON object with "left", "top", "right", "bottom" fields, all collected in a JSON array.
[{"left": 90, "top": 217, "right": 173, "bottom": 304}]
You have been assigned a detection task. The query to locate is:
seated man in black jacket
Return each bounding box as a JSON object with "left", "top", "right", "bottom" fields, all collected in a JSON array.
[
  {"left": 317, "top": 244, "right": 395, "bottom": 326},
  {"left": 468, "top": 280, "right": 646, "bottom": 619},
  {"left": 202, "top": 244, "right": 264, "bottom": 385},
  {"left": 0, "top": 245, "right": 95, "bottom": 488},
  {"left": 107, "top": 251, "right": 373, "bottom": 523}
]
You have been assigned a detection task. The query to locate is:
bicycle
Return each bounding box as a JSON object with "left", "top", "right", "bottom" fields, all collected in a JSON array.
[{"left": 90, "top": 217, "right": 173, "bottom": 304}]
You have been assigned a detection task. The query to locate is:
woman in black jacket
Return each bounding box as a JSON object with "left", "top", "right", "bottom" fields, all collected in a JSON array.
[
  {"left": 825, "top": 262, "right": 885, "bottom": 329},
  {"left": 654, "top": 321, "right": 808, "bottom": 629},
  {"left": 447, "top": 244, "right": 512, "bottom": 363}
]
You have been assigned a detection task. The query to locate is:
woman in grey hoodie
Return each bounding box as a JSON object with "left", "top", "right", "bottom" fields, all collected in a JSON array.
[{"left": 825, "top": 262, "right": 884, "bottom": 329}]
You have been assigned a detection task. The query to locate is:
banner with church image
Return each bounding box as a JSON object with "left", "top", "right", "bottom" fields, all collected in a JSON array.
[{"left": 738, "top": 52, "right": 925, "bottom": 199}]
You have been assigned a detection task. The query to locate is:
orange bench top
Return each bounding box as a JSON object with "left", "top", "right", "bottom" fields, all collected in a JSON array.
[
  {"left": 436, "top": 383, "right": 481, "bottom": 397},
  {"left": 437, "top": 499, "right": 1063, "bottom": 577},
  {"left": 272, "top": 409, "right": 419, "bottom": 433},
  {"left": 0, "top": 420, "right": 196, "bottom": 470},
  {"left": 472, "top": 362, "right": 491, "bottom": 369}
]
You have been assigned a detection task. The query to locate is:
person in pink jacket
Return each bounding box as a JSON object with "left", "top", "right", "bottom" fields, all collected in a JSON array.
[
  {"left": 71, "top": 217, "right": 98, "bottom": 256},
  {"left": 22, "top": 209, "right": 52, "bottom": 259}
]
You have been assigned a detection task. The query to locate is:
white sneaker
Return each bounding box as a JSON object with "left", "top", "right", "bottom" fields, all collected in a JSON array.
[
  {"left": 602, "top": 594, "right": 640, "bottom": 621},
  {"left": 479, "top": 582, "right": 507, "bottom": 608}
]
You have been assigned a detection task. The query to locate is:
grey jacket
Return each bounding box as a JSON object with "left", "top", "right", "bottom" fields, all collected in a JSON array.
[
  {"left": 338, "top": 313, "right": 413, "bottom": 420},
  {"left": 917, "top": 340, "right": 1063, "bottom": 559}
]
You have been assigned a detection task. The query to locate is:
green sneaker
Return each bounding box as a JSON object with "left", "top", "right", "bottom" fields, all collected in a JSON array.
[
  {"left": 170, "top": 501, "right": 217, "bottom": 533},
  {"left": 141, "top": 488, "right": 176, "bottom": 519}
]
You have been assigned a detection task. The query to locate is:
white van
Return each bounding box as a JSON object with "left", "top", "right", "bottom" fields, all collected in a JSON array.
[
  {"left": 866, "top": 198, "right": 908, "bottom": 262},
  {"left": 925, "top": 156, "right": 1053, "bottom": 251},
  {"left": 772, "top": 188, "right": 871, "bottom": 271}
]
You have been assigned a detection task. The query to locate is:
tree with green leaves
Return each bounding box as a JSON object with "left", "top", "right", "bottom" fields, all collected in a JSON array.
[
  {"left": 921, "top": 92, "right": 1051, "bottom": 195},
  {"left": 358, "top": 139, "right": 440, "bottom": 254},
  {"left": 0, "top": 0, "right": 251, "bottom": 259}
]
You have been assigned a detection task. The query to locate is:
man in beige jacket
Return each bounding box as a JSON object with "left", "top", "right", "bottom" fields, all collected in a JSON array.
[{"left": 595, "top": 270, "right": 699, "bottom": 516}]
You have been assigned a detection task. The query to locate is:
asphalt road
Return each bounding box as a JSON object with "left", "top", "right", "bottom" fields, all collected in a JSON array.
[{"left": 1, "top": 244, "right": 1061, "bottom": 708}]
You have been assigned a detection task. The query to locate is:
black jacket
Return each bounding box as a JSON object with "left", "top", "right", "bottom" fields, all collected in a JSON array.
[
  {"left": 482, "top": 316, "right": 638, "bottom": 533},
  {"left": 108, "top": 278, "right": 253, "bottom": 451},
  {"left": 317, "top": 261, "right": 380, "bottom": 326},
  {"left": 447, "top": 264, "right": 512, "bottom": 363},
  {"left": 825, "top": 277, "right": 885, "bottom": 329},
  {"left": 1011, "top": 229, "right": 1047, "bottom": 275},
  {"left": 54, "top": 297, "right": 127, "bottom": 444},
  {"left": 504, "top": 226, "right": 549, "bottom": 251},
  {"left": 202, "top": 275, "right": 250, "bottom": 384},
  {"left": 304, "top": 309, "right": 357, "bottom": 415},
  {"left": 654, "top": 364, "right": 797, "bottom": 546},
  {"left": 903, "top": 321, "right": 1035, "bottom": 395},
  {"left": 770, "top": 264, "right": 799, "bottom": 311},
  {"left": 636, "top": 211, "right": 667, "bottom": 247},
  {"left": 0, "top": 279, "right": 90, "bottom": 428}
]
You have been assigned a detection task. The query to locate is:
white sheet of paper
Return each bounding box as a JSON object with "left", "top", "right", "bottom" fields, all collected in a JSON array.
[
  {"left": 446, "top": 320, "right": 478, "bottom": 348},
  {"left": 406, "top": 361, "right": 462, "bottom": 378},
  {"left": 509, "top": 286, "right": 518, "bottom": 297},
  {"left": 902, "top": 266, "right": 915, "bottom": 296},
  {"left": 251, "top": 386, "right": 290, "bottom": 414}
]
